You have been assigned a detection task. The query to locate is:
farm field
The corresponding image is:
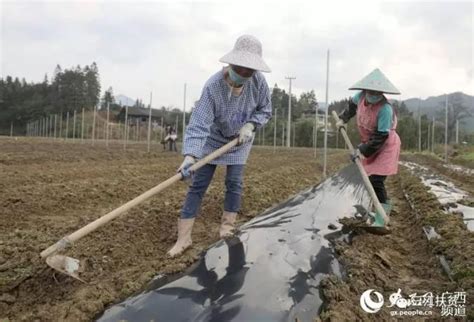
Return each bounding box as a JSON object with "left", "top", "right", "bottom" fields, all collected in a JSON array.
[
  {"left": 0, "top": 138, "right": 348, "bottom": 320},
  {"left": 0, "top": 137, "right": 472, "bottom": 320}
]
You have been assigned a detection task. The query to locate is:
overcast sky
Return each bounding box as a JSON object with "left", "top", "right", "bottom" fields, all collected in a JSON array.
[{"left": 1, "top": 0, "right": 473, "bottom": 110}]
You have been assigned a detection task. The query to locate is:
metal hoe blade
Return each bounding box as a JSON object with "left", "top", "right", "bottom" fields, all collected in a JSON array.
[{"left": 45, "top": 255, "right": 86, "bottom": 283}]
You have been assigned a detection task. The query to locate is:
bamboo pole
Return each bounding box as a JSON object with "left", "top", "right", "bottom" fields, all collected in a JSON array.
[
  {"left": 273, "top": 108, "right": 277, "bottom": 153},
  {"left": 124, "top": 106, "right": 128, "bottom": 150},
  {"left": 106, "top": 102, "right": 110, "bottom": 148},
  {"left": 92, "top": 105, "right": 96, "bottom": 145},
  {"left": 66, "top": 112, "right": 69, "bottom": 141},
  {"left": 81, "top": 108, "right": 85, "bottom": 143},
  {"left": 147, "top": 92, "right": 153, "bottom": 153}
]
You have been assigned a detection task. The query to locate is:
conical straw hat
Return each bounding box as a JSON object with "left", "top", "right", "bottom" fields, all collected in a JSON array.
[{"left": 349, "top": 68, "right": 400, "bottom": 94}]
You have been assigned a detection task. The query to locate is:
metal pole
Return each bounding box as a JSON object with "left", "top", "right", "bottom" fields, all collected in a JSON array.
[
  {"left": 10, "top": 122, "right": 13, "bottom": 137},
  {"left": 262, "top": 124, "right": 265, "bottom": 146},
  {"left": 92, "top": 105, "right": 96, "bottom": 145},
  {"left": 323, "top": 49, "right": 330, "bottom": 177},
  {"left": 183, "top": 83, "right": 186, "bottom": 142},
  {"left": 445, "top": 94, "right": 448, "bottom": 162},
  {"left": 273, "top": 108, "right": 277, "bottom": 153},
  {"left": 106, "top": 102, "right": 110, "bottom": 147},
  {"left": 124, "top": 105, "right": 128, "bottom": 150},
  {"left": 81, "top": 108, "right": 85, "bottom": 143},
  {"left": 147, "top": 92, "right": 152, "bottom": 153},
  {"left": 285, "top": 76, "right": 295, "bottom": 147}
]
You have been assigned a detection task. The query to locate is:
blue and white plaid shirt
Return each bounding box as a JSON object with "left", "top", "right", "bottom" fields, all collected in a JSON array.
[{"left": 183, "top": 68, "right": 272, "bottom": 165}]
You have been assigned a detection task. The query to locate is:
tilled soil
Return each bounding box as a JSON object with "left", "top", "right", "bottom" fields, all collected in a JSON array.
[
  {"left": 0, "top": 138, "right": 348, "bottom": 321},
  {"left": 320, "top": 155, "right": 473, "bottom": 320}
]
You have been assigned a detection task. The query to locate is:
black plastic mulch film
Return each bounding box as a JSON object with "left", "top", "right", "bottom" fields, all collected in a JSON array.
[{"left": 97, "top": 164, "right": 370, "bottom": 322}]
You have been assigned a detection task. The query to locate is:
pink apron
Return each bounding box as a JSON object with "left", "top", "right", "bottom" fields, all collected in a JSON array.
[{"left": 356, "top": 94, "right": 401, "bottom": 176}]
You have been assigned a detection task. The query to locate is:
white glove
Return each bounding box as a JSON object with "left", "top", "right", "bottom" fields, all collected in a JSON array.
[
  {"left": 238, "top": 123, "right": 255, "bottom": 145},
  {"left": 336, "top": 119, "right": 347, "bottom": 132},
  {"left": 177, "top": 155, "right": 196, "bottom": 179}
]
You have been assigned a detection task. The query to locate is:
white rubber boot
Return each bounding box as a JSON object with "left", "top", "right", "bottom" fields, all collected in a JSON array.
[
  {"left": 167, "top": 218, "right": 195, "bottom": 257},
  {"left": 219, "top": 211, "right": 237, "bottom": 238}
]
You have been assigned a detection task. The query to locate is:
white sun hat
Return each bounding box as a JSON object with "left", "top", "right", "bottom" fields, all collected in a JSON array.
[
  {"left": 219, "top": 35, "right": 271, "bottom": 73},
  {"left": 349, "top": 68, "right": 401, "bottom": 95}
]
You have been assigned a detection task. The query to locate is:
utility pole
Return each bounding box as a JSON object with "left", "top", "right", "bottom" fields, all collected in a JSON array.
[
  {"left": 285, "top": 76, "right": 295, "bottom": 147},
  {"left": 147, "top": 92, "right": 153, "bottom": 153},
  {"left": 323, "top": 49, "right": 330, "bottom": 177}
]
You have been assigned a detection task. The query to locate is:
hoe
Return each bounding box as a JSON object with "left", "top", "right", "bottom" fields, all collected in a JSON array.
[
  {"left": 40, "top": 138, "right": 239, "bottom": 281},
  {"left": 332, "top": 110, "right": 390, "bottom": 234}
]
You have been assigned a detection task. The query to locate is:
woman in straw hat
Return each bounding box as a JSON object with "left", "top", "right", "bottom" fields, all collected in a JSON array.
[
  {"left": 168, "top": 35, "right": 272, "bottom": 257},
  {"left": 336, "top": 68, "right": 401, "bottom": 230}
]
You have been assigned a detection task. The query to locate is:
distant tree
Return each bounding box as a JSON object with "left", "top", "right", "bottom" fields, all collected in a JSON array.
[
  {"left": 101, "top": 87, "right": 115, "bottom": 109},
  {"left": 84, "top": 62, "right": 101, "bottom": 110}
]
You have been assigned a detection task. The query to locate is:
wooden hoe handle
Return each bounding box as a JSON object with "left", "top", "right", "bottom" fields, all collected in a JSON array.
[
  {"left": 41, "top": 138, "right": 240, "bottom": 258},
  {"left": 331, "top": 111, "right": 389, "bottom": 224}
]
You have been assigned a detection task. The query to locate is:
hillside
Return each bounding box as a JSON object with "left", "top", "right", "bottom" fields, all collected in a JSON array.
[{"left": 401, "top": 92, "right": 474, "bottom": 131}]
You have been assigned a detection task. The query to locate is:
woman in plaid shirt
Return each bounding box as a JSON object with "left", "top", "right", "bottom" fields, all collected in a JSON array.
[{"left": 168, "top": 35, "right": 272, "bottom": 257}]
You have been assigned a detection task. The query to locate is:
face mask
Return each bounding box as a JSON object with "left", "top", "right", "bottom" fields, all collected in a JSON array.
[
  {"left": 228, "top": 67, "right": 251, "bottom": 86},
  {"left": 365, "top": 92, "right": 384, "bottom": 104}
]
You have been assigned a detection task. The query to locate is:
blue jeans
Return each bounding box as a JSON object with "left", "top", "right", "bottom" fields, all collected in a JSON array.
[{"left": 181, "top": 164, "right": 245, "bottom": 219}]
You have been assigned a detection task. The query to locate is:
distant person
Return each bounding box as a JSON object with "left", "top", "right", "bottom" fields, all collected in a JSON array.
[
  {"left": 336, "top": 68, "right": 401, "bottom": 230},
  {"left": 168, "top": 35, "right": 272, "bottom": 257},
  {"left": 168, "top": 126, "right": 178, "bottom": 152},
  {"left": 161, "top": 124, "right": 171, "bottom": 151}
]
